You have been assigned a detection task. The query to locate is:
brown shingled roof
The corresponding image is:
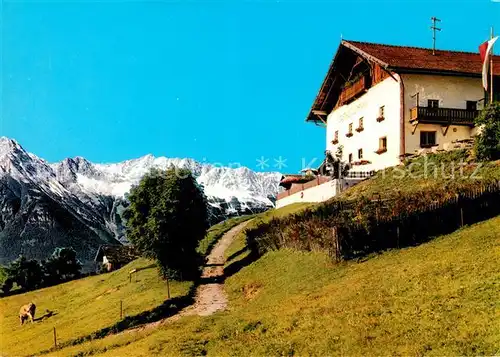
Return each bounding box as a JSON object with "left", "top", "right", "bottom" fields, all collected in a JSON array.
[
  {"left": 94, "top": 245, "right": 139, "bottom": 265},
  {"left": 306, "top": 40, "right": 500, "bottom": 123},
  {"left": 343, "top": 40, "right": 500, "bottom": 76},
  {"left": 279, "top": 175, "right": 316, "bottom": 186}
]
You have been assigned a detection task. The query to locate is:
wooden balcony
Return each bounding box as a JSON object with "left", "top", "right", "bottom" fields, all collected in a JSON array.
[
  {"left": 339, "top": 76, "right": 369, "bottom": 104},
  {"left": 410, "top": 106, "right": 478, "bottom": 126}
]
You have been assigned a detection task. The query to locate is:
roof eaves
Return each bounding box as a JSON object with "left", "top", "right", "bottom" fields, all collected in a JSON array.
[
  {"left": 94, "top": 245, "right": 105, "bottom": 262},
  {"left": 389, "top": 66, "right": 483, "bottom": 78},
  {"left": 305, "top": 42, "right": 344, "bottom": 123}
]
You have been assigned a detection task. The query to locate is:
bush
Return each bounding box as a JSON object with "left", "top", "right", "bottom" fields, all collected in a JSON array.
[
  {"left": 1, "top": 278, "right": 13, "bottom": 293},
  {"left": 474, "top": 102, "right": 500, "bottom": 161},
  {"left": 245, "top": 181, "right": 500, "bottom": 262}
]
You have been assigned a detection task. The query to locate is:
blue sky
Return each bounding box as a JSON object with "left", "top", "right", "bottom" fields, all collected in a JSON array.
[{"left": 1, "top": 0, "right": 499, "bottom": 173}]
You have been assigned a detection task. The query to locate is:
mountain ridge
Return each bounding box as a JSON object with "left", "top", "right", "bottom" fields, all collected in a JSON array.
[{"left": 0, "top": 137, "right": 281, "bottom": 268}]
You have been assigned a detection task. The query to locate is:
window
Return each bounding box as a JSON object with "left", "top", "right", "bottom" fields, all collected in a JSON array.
[
  {"left": 420, "top": 131, "right": 436, "bottom": 148},
  {"left": 346, "top": 123, "right": 353, "bottom": 137},
  {"left": 348, "top": 153, "right": 353, "bottom": 163},
  {"left": 376, "top": 137, "right": 387, "bottom": 154},
  {"left": 356, "top": 117, "right": 364, "bottom": 132},
  {"left": 466, "top": 101, "right": 477, "bottom": 111},
  {"left": 377, "top": 106, "right": 385, "bottom": 122},
  {"left": 332, "top": 130, "right": 339, "bottom": 144},
  {"left": 428, "top": 99, "right": 439, "bottom": 108},
  {"left": 358, "top": 149, "right": 363, "bottom": 159}
]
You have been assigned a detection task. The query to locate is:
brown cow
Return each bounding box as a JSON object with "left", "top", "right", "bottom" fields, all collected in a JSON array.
[{"left": 19, "top": 302, "right": 36, "bottom": 325}]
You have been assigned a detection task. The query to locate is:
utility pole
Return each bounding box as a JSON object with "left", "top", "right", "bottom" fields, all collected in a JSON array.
[{"left": 430, "top": 17, "right": 442, "bottom": 55}]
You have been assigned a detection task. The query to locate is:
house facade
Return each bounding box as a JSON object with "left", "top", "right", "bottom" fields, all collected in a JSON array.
[
  {"left": 276, "top": 40, "right": 499, "bottom": 208},
  {"left": 308, "top": 41, "right": 500, "bottom": 173},
  {"left": 276, "top": 175, "right": 338, "bottom": 208}
]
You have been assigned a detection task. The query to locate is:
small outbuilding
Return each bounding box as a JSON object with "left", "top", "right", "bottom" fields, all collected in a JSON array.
[{"left": 94, "top": 245, "right": 139, "bottom": 272}]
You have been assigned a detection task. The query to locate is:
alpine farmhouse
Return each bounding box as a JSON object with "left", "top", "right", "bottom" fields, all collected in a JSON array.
[{"left": 276, "top": 40, "right": 500, "bottom": 208}]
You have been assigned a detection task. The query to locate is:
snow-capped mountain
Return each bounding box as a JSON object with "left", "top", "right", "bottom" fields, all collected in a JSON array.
[
  {"left": 0, "top": 137, "right": 281, "bottom": 268},
  {"left": 51, "top": 154, "right": 280, "bottom": 212}
]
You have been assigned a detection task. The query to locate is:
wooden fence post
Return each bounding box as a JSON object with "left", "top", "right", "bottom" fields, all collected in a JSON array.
[
  {"left": 396, "top": 225, "right": 400, "bottom": 248},
  {"left": 332, "top": 227, "right": 341, "bottom": 262},
  {"left": 460, "top": 207, "right": 464, "bottom": 227},
  {"left": 53, "top": 327, "right": 57, "bottom": 349}
]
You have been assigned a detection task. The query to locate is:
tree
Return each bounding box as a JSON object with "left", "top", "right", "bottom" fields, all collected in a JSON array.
[
  {"left": 474, "top": 102, "right": 500, "bottom": 161},
  {"left": 5, "top": 256, "right": 43, "bottom": 291},
  {"left": 124, "top": 168, "right": 209, "bottom": 279},
  {"left": 43, "top": 247, "right": 82, "bottom": 285}
]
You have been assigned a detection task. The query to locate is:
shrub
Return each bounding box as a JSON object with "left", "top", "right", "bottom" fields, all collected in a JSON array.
[
  {"left": 1, "top": 278, "right": 13, "bottom": 293},
  {"left": 246, "top": 182, "right": 500, "bottom": 262},
  {"left": 474, "top": 102, "right": 500, "bottom": 161}
]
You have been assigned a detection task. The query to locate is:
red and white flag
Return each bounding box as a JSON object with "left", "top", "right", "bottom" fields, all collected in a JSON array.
[{"left": 479, "top": 36, "right": 498, "bottom": 90}]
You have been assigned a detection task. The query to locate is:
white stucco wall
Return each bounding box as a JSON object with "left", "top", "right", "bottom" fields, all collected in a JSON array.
[
  {"left": 402, "top": 74, "right": 484, "bottom": 153},
  {"left": 326, "top": 77, "right": 401, "bottom": 172},
  {"left": 275, "top": 180, "right": 339, "bottom": 209},
  {"left": 326, "top": 74, "right": 484, "bottom": 174}
]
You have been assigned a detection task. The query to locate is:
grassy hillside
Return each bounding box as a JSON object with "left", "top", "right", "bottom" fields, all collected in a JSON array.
[
  {"left": 0, "top": 215, "right": 266, "bottom": 357},
  {"left": 197, "top": 215, "right": 254, "bottom": 257},
  {"left": 241, "top": 151, "right": 500, "bottom": 264},
  {"left": 340, "top": 149, "right": 500, "bottom": 200},
  {"left": 224, "top": 203, "right": 313, "bottom": 267},
  {"left": 47, "top": 215, "right": 500, "bottom": 356},
  {"left": 0, "top": 258, "right": 192, "bottom": 357}
]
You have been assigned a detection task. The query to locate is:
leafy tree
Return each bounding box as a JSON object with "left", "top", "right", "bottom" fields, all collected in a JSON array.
[
  {"left": 43, "top": 247, "right": 82, "bottom": 285},
  {"left": 474, "top": 102, "right": 500, "bottom": 161},
  {"left": 124, "top": 168, "right": 209, "bottom": 279},
  {"left": 5, "top": 256, "right": 43, "bottom": 291}
]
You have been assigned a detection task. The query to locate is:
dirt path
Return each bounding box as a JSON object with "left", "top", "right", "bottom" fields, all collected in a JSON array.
[
  {"left": 178, "top": 219, "right": 252, "bottom": 317},
  {"left": 131, "top": 219, "right": 252, "bottom": 331}
]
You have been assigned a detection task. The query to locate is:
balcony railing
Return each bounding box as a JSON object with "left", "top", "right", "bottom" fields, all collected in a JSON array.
[
  {"left": 410, "top": 106, "right": 478, "bottom": 126},
  {"left": 339, "top": 76, "right": 369, "bottom": 104}
]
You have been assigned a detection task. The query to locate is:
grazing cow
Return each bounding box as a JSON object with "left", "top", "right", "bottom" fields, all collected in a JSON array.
[{"left": 19, "top": 303, "right": 36, "bottom": 325}]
